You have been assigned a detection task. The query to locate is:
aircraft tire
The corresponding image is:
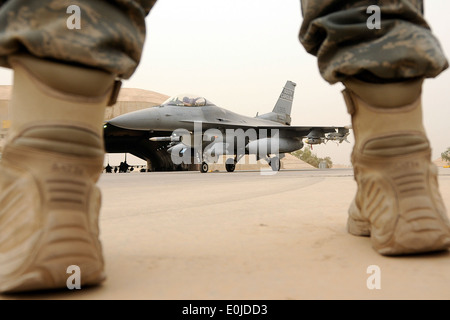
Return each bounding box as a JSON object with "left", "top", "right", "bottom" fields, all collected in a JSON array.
[
  {"left": 225, "top": 163, "right": 236, "bottom": 172},
  {"left": 270, "top": 157, "right": 281, "bottom": 171},
  {"left": 200, "top": 162, "right": 209, "bottom": 173}
]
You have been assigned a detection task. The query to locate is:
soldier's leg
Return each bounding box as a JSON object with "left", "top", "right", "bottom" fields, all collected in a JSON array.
[
  {"left": 299, "top": 0, "right": 447, "bottom": 84},
  {"left": 299, "top": 0, "right": 450, "bottom": 255},
  {"left": 0, "top": 0, "right": 156, "bottom": 293}
]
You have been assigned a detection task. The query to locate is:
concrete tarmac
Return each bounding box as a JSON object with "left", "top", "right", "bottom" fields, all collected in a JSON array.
[{"left": 3, "top": 168, "right": 450, "bottom": 300}]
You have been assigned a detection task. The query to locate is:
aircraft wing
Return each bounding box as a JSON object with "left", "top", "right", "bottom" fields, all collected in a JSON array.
[
  {"left": 178, "top": 120, "right": 256, "bottom": 129},
  {"left": 179, "top": 120, "right": 347, "bottom": 137},
  {"left": 277, "top": 126, "right": 343, "bottom": 132},
  {"left": 269, "top": 125, "right": 346, "bottom": 136}
]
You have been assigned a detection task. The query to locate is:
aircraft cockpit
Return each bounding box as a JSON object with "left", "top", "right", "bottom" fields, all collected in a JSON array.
[{"left": 161, "top": 94, "right": 215, "bottom": 107}]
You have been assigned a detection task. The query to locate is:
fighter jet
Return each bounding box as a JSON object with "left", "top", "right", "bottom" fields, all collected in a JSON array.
[{"left": 104, "top": 81, "right": 350, "bottom": 172}]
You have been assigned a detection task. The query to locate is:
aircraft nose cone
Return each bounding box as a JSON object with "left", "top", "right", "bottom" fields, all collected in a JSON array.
[{"left": 108, "top": 107, "right": 161, "bottom": 130}]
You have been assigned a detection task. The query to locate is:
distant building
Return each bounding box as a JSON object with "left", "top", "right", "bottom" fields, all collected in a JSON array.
[
  {"left": 0, "top": 85, "right": 10, "bottom": 152},
  {"left": 104, "top": 87, "right": 169, "bottom": 121},
  {"left": 318, "top": 161, "right": 329, "bottom": 169}
]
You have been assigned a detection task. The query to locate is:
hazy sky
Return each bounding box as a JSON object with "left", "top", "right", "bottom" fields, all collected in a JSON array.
[{"left": 1, "top": 0, "right": 449, "bottom": 166}]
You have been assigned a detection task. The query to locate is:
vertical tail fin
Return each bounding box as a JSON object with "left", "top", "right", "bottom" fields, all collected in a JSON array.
[
  {"left": 273, "top": 80, "right": 296, "bottom": 116},
  {"left": 256, "top": 81, "right": 296, "bottom": 125}
]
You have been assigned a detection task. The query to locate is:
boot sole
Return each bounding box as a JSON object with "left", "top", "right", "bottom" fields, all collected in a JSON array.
[{"left": 347, "top": 198, "right": 450, "bottom": 256}]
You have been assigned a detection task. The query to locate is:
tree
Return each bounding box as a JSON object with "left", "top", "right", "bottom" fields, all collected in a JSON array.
[
  {"left": 291, "top": 146, "right": 333, "bottom": 168},
  {"left": 442, "top": 147, "right": 450, "bottom": 163}
]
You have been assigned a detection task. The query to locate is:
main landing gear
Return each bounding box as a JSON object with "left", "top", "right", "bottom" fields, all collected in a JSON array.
[
  {"left": 200, "top": 158, "right": 236, "bottom": 173},
  {"left": 199, "top": 154, "right": 282, "bottom": 173},
  {"left": 225, "top": 158, "right": 236, "bottom": 172},
  {"left": 268, "top": 156, "right": 281, "bottom": 172}
]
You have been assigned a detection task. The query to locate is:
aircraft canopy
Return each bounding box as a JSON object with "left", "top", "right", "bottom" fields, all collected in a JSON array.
[{"left": 162, "top": 94, "right": 215, "bottom": 107}]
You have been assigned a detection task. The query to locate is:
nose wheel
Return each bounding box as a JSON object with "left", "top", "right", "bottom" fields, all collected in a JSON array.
[{"left": 200, "top": 162, "right": 209, "bottom": 173}]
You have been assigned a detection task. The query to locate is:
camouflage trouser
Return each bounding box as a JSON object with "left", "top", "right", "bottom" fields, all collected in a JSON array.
[
  {"left": 299, "top": 0, "right": 449, "bottom": 83},
  {"left": 0, "top": 0, "right": 156, "bottom": 79}
]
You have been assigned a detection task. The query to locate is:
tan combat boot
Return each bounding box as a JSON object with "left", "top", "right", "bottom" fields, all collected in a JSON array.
[
  {"left": 342, "top": 78, "right": 450, "bottom": 255},
  {"left": 0, "top": 55, "right": 118, "bottom": 292}
]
